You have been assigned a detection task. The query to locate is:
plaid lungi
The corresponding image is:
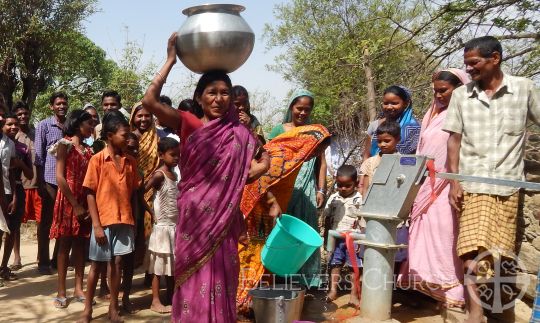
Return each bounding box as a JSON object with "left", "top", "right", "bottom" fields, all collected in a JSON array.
[{"left": 457, "top": 192, "right": 519, "bottom": 258}]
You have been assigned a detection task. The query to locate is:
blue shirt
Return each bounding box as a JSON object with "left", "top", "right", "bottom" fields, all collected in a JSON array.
[{"left": 34, "top": 116, "right": 63, "bottom": 185}]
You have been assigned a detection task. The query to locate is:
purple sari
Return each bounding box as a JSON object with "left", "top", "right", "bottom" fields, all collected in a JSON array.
[{"left": 172, "top": 108, "right": 256, "bottom": 322}]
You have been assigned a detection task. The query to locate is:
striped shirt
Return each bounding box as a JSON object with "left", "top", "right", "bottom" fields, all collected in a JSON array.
[
  {"left": 34, "top": 116, "right": 64, "bottom": 185},
  {"left": 443, "top": 73, "right": 540, "bottom": 196}
]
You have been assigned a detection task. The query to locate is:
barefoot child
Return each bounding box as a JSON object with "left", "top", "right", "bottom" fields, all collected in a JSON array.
[
  {"left": 360, "top": 120, "right": 408, "bottom": 264},
  {"left": 79, "top": 111, "right": 140, "bottom": 323},
  {"left": 119, "top": 132, "right": 143, "bottom": 313},
  {"left": 145, "top": 137, "right": 179, "bottom": 313},
  {"left": 325, "top": 165, "right": 363, "bottom": 305},
  {"left": 49, "top": 110, "right": 94, "bottom": 308}
]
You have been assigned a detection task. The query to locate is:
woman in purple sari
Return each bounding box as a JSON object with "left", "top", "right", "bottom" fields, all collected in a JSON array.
[{"left": 142, "top": 33, "right": 269, "bottom": 322}]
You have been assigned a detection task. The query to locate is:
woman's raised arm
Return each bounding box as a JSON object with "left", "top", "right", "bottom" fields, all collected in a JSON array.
[{"left": 142, "top": 32, "right": 181, "bottom": 130}]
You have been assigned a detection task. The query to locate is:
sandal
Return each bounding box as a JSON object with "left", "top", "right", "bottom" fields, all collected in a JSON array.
[
  {"left": 0, "top": 267, "right": 18, "bottom": 281},
  {"left": 73, "top": 295, "right": 97, "bottom": 305},
  {"left": 9, "top": 263, "right": 22, "bottom": 271},
  {"left": 53, "top": 296, "right": 68, "bottom": 309}
]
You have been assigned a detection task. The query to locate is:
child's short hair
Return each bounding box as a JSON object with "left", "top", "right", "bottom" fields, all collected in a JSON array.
[
  {"left": 127, "top": 132, "right": 139, "bottom": 142},
  {"left": 336, "top": 165, "right": 358, "bottom": 182},
  {"left": 376, "top": 121, "right": 401, "bottom": 139},
  {"left": 158, "top": 137, "right": 179, "bottom": 153},
  {"left": 100, "top": 110, "right": 129, "bottom": 140},
  {"left": 64, "top": 109, "right": 92, "bottom": 137}
]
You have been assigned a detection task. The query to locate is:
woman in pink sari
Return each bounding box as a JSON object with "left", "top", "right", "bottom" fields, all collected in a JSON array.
[
  {"left": 142, "top": 34, "right": 269, "bottom": 322},
  {"left": 403, "top": 69, "right": 470, "bottom": 307}
]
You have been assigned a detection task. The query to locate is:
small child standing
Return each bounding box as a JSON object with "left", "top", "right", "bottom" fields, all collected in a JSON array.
[
  {"left": 360, "top": 121, "right": 400, "bottom": 197},
  {"left": 145, "top": 137, "right": 179, "bottom": 314},
  {"left": 325, "top": 165, "right": 364, "bottom": 305},
  {"left": 119, "top": 132, "right": 142, "bottom": 314},
  {"left": 79, "top": 111, "right": 140, "bottom": 323},
  {"left": 360, "top": 120, "right": 407, "bottom": 263}
]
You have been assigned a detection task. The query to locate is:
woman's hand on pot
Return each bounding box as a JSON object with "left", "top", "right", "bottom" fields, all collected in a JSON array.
[{"left": 167, "top": 32, "right": 178, "bottom": 64}]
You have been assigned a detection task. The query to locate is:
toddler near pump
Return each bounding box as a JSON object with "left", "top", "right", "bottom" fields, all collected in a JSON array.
[
  {"left": 79, "top": 111, "right": 141, "bottom": 323},
  {"left": 144, "top": 137, "right": 180, "bottom": 314},
  {"left": 325, "top": 165, "right": 364, "bottom": 305},
  {"left": 360, "top": 120, "right": 408, "bottom": 264}
]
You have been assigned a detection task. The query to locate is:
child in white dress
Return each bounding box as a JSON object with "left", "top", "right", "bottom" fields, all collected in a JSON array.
[{"left": 145, "top": 137, "right": 179, "bottom": 314}]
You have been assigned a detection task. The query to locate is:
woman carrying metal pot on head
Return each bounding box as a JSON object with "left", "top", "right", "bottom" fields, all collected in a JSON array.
[{"left": 141, "top": 32, "right": 270, "bottom": 323}]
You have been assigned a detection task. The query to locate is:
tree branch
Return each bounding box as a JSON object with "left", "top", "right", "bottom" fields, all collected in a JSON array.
[
  {"left": 497, "top": 33, "right": 540, "bottom": 41},
  {"left": 503, "top": 47, "right": 537, "bottom": 61}
]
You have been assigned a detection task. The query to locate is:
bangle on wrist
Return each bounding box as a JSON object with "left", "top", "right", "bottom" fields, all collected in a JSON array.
[
  {"left": 156, "top": 71, "right": 166, "bottom": 83},
  {"left": 317, "top": 189, "right": 326, "bottom": 195}
]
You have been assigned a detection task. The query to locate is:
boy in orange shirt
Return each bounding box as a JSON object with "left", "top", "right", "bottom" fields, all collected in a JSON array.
[{"left": 79, "top": 111, "right": 141, "bottom": 323}]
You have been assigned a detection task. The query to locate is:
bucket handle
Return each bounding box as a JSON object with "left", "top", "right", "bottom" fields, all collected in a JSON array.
[{"left": 278, "top": 296, "right": 284, "bottom": 320}]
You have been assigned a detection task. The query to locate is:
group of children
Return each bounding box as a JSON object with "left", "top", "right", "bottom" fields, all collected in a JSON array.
[
  {"left": 0, "top": 92, "right": 181, "bottom": 323},
  {"left": 324, "top": 120, "right": 401, "bottom": 304}
]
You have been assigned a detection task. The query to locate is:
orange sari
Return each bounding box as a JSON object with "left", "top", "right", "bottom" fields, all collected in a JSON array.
[
  {"left": 130, "top": 102, "right": 160, "bottom": 239},
  {"left": 237, "top": 124, "right": 330, "bottom": 313}
]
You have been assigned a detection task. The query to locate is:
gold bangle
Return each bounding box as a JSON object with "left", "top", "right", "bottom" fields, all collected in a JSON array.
[
  {"left": 267, "top": 197, "right": 277, "bottom": 204},
  {"left": 156, "top": 72, "right": 166, "bottom": 83}
]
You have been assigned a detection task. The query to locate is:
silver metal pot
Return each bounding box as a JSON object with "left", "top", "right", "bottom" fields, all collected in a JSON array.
[{"left": 176, "top": 4, "right": 255, "bottom": 74}]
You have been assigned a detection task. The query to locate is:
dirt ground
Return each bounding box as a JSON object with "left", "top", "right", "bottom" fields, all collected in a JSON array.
[{"left": 0, "top": 228, "right": 534, "bottom": 322}]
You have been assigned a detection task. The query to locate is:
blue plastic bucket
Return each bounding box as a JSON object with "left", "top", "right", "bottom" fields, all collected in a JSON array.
[{"left": 261, "top": 214, "right": 323, "bottom": 276}]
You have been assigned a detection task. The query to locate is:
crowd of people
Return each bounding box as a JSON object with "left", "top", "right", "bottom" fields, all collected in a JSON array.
[{"left": 0, "top": 32, "right": 538, "bottom": 323}]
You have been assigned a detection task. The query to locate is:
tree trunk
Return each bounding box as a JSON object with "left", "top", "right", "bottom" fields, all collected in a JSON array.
[
  {"left": 21, "top": 72, "right": 48, "bottom": 109},
  {"left": 0, "top": 56, "right": 17, "bottom": 110},
  {"left": 363, "top": 48, "right": 377, "bottom": 122}
]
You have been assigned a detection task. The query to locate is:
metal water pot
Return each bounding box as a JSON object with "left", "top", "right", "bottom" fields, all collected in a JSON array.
[{"left": 176, "top": 4, "right": 255, "bottom": 74}]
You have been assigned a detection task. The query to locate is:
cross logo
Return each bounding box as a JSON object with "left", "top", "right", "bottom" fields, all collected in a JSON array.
[{"left": 464, "top": 249, "right": 529, "bottom": 313}]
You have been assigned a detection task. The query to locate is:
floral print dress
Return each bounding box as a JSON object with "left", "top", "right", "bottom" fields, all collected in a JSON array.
[{"left": 49, "top": 137, "right": 93, "bottom": 239}]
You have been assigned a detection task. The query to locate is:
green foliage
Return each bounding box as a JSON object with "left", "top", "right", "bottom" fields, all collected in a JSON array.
[
  {"left": 0, "top": 0, "right": 97, "bottom": 110},
  {"left": 107, "top": 39, "right": 156, "bottom": 112},
  {"left": 264, "top": 0, "right": 433, "bottom": 129},
  {"left": 30, "top": 35, "right": 154, "bottom": 122},
  {"left": 31, "top": 31, "right": 116, "bottom": 121},
  {"left": 265, "top": 0, "right": 539, "bottom": 134}
]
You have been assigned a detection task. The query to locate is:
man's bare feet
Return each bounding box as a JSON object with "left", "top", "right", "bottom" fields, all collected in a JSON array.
[
  {"left": 108, "top": 307, "right": 123, "bottom": 323},
  {"left": 77, "top": 310, "right": 92, "bottom": 323}
]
